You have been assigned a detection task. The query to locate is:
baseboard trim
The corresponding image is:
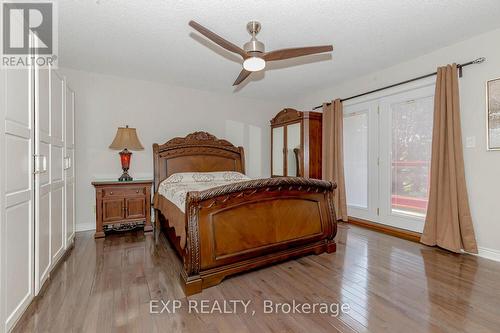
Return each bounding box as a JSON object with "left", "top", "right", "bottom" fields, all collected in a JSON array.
[
  {"left": 76, "top": 222, "right": 95, "bottom": 232},
  {"left": 348, "top": 217, "right": 500, "bottom": 262},
  {"left": 476, "top": 246, "right": 500, "bottom": 262},
  {"left": 348, "top": 216, "right": 422, "bottom": 243}
]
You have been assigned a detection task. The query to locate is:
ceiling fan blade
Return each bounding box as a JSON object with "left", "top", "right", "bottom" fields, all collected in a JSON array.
[
  {"left": 264, "top": 45, "right": 333, "bottom": 61},
  {"left": 233, "top": 69, "right": 252, "bottom": 86},
  {"left": 189, "top": 20, "right": 247, "bottom": 58}
]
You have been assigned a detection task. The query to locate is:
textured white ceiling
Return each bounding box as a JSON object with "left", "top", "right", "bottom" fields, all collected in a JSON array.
[{"left": 59, "top": 0, "right": 500, "bottom": 100}]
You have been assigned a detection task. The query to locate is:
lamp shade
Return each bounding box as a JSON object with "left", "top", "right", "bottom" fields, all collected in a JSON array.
[{"left": 109, "top": 125, "right": 144, "bottom": 151}]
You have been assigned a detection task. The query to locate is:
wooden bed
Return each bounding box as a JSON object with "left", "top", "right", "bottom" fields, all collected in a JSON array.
[{"left": 153, "top": 131, "right": 337, "bottom": 295}]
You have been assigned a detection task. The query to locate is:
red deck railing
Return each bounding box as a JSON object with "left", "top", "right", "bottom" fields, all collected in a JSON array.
[{"left": 391, "top": 160, "right": 429, "bottom": 214}]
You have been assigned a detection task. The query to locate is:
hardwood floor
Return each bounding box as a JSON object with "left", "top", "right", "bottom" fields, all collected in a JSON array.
[{"left": 13, "top": 223, "right": 500, "bottom": 333}]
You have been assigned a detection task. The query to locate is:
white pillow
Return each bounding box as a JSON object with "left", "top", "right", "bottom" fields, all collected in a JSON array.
[{"left": 163, "top": 171, "right": 250, "bottom": 184}]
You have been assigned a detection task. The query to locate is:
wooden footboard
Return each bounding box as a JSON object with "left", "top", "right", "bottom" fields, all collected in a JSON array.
[
  {"left": 152, "top": 132, "right": 337, "bottom": 295},
  {"left": 181, "top": 177, "right": 337, "bottom": 295}
]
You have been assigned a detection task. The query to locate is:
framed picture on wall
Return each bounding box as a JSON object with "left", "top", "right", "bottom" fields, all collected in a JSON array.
[{"left": 487, "top": 77, "right": 500, "bottom": 150}]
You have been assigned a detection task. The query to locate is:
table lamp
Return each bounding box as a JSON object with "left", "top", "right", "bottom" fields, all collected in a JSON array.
[{"left": 109, "top": 125, "right": 144, "bottom": 181}]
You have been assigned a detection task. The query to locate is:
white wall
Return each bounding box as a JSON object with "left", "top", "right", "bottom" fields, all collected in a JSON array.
[
  {"left": 60, "top": 68, "right": 282, "bottom": 232},
  {"left": 293, "top": 28, "right": 500, "bottom": 260}
]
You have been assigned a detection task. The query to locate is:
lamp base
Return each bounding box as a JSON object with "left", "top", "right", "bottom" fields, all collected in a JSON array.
[
  {"left": 118, "top": 149, "right": 133, "bottom": 181},
  {"left": 118, "top": 171, "right": 133, "bottom": 182}
]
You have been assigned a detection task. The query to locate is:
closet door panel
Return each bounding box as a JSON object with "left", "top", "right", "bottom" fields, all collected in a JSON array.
[
  {"left": 51, "top": 73, "right": 63, "bottom": 145},
  {"left": 5, "top": 134, "right": 30, "bottom": 193},
  {"left": 38, "top": 69, "right": 50, "bottom": 138},
  {"left": 35, "top": 66, "right": 51, "bottom": 294},
  {"left": 50, "top": 186, "right": 64, "bottom": 261},
  {"left": 65, "top": 88, "right": 74, "bottom": 148},
  {"left": 5, "top": 71, "right": 30, "bottom": 126},
  {"left": 65, "top": 88, "right": 75, "bottom": 243},
  {"left": 65, "top": 181, "right": 75, "bottom": 240},
  {"left": 50, "top": 72, "right": 65, "bottom": 265},
  {"left": 38, "top": 188, "right": 51, "bottom": 286},
  {"left": 3, "top": 68, "right": 34, "bottom": 331},
  {"left": 52, "top": 145, "right": 63, "bottom": 182},
  {"left": 5, "top": 202, "right": 31, "bottom": 319}
]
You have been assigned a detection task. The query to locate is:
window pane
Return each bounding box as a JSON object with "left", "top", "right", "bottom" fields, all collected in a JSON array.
[
  {"left": 391, "top": 96, "right": 433, "bottom": 217},
  {"left": 344, "top": 112, "right": 368, "bottom": 208}
]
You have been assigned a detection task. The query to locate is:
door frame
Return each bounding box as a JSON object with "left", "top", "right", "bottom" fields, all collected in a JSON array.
[{"left": 343, "top": 77, "right": 436, "bottom": 232}]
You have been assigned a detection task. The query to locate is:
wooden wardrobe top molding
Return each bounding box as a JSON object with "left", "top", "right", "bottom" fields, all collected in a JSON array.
[{"left": 270, "top": 108, "right": 322, "bottom": 126}]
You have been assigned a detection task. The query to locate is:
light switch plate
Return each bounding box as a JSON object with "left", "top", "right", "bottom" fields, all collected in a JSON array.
[{"left": 466, "top": 136, "right": 476, "bottom": 148}]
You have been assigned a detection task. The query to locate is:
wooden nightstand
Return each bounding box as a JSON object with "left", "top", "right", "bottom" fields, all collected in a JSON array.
[{"left": 92, "top": 180, "right": 153, "bottom": 238}]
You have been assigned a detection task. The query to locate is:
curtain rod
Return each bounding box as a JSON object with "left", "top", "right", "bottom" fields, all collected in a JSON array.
[{"left": 312, "top": 57, "right": 486, "bottom": 110}]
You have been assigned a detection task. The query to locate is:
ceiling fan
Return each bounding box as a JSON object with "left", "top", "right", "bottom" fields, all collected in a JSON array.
[{"left": 189, "top": 20, "right": 333, "bottom": 86}]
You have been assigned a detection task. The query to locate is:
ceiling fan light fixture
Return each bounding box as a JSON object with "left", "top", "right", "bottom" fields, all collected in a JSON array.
[{"left": 243, "top": 56, "right": 266, "bottom": 72}]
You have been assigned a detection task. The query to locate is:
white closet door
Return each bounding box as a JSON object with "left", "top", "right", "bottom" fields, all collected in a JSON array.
[
  {"left": 1, "top": 67, "right": 35, "bottom": 331},
  {"left": 50, "top": 71, "right": 65, "bottom": 266},
  {"left": 64, "top": 87, "right": 75, "bottom": 245},
  {"left": 34, "top": 65, "right": 51, "bottom": 295}
]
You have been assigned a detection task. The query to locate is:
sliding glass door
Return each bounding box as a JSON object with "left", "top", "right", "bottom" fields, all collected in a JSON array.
[{"left": 344, "top": 85, "right": 434, "bottom": 232}]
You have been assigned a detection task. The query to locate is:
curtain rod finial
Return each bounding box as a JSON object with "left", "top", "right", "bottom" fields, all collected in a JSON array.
[{"left": 473, "top": 57, "right": 486, "bottom": 64}]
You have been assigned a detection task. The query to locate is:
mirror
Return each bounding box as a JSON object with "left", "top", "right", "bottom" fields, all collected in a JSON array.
[
  {"left": 272, "top": 126, "right": 284, "bottom": 176},
  {"left": 286, "top": 123, "right": 301, "bottom": 176}
]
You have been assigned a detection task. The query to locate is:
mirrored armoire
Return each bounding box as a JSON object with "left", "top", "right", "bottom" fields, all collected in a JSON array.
[{"left": 270, "top": 108, "right": 322, "bottom": 179}]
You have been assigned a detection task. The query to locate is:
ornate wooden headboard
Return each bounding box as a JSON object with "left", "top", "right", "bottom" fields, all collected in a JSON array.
[{"left": 152, "top": 131, "right": 245, "bottom": 192}]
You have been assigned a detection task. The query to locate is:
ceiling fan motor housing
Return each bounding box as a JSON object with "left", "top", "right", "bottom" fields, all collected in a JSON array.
[
  {"left": 244, "top": 21, "right": 265, "bottom": 54},
  {"left": 244, "top": 39, "right": 265, "bottom": 54}
]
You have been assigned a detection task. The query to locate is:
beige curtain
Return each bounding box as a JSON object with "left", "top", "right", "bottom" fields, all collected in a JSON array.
[
  {"left": 420, "top": 64, "right": 478, "bottom": 253},
  {"left": 322, "top": 99, "right": 348, "bottom": 221}
]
